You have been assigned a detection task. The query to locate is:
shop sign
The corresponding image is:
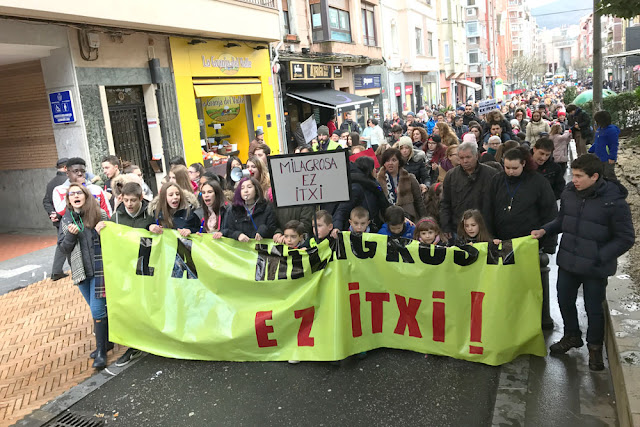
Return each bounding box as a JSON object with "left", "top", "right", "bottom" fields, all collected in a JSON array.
[
  {"left": 49, "top": 90, "right": 76, "bottom": 124},
  {"left": 354, "top": 74, "right": 381, "bottom": 90},
  {"left": 289, "top": 62, "right": 343, "bottom": 80},
  {"left": 204, "top": 96, "right": 244, "bottom": 123},
  {"left": 202, "top": 54, "right": 252, "bottom": 75},
  {"left": 394, "top": 85, "right": 402, "bottom": 96},
  {"left": 405, "top": 85, "right": 413, "bottom": 95}
]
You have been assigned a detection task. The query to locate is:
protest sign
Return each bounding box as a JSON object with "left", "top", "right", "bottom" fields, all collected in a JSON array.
[
  {"left": 300, "top": 115, "right": 318, "bottom": 143},
  {"left": 478, "top": 99, "right": 498, "bottom": 115},
  {"left": 102, "top": 225, "right": 547, "bottom": 366},
  {"left": 267, "top": 151, "right": 351, "bottom": 207}
]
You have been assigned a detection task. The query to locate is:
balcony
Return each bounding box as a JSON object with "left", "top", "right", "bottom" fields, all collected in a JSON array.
[{"left": 235, "top": 0, "right": 276, "bottom": 8}]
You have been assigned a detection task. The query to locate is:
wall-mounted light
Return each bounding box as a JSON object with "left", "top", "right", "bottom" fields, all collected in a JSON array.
[
  {"left": 253, "top": 45, "right": 268, "bottom": 50},
  {"left": 188, "top": 39, "right": 206, "bottom": 45},
  {"left": 223, "top": 42, "right": 241, "bottom": 48}
]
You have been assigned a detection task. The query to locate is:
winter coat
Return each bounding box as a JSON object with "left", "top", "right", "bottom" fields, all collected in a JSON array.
[
  {"left": 378, "top": 222, "right": 415, "bottom": 240},
  {"left": 376, "top": 167, "right": 426, "bottom": 222},
  {"left": 589, "top": 125, "right": 620, "bottom": 162},
  {"left": 59, "top": 209, "right": 109, "bottom": 288},
  {"left": 274, "top": 205, "right": 314, "bottom": 236},
  {"left": 525, "top": 120, "right": 551, "bottom": 144},
  {"left": 52, "top": 180, "right": 113, "bottom": 218},
  {"left": 568, "top": 108, "right": 593, "bottom": 140},
  {"left": 440, "top": 163, "right": 499, "bottom": 233},
  {"left": 462, "top": 113, "right": 478, "bottom": 127},
  {"left": 543, "top": 179, "right": 635, "bottom": 277},
  {"left": 550, "top": 131, "right": 572, "bottom": 163},
  {"left": 453, "top": 124, "right": 469, "bottom": 140},
  {"left": 222, "top": 199, "right": 277, "bottom": 240},
  {"left": 334, "top": 170, "right": 390, "bottom": 231},
  {"left": 404, "top": 150, "right": 430, "bottom": 185},
  {"left": 149, "top": 190, "right": 201, "bottom": 233},
  {"left": 483, "top": 171, "right": 558, "bottom": 253},
  {"left": 43, "top": 171, "right": 68, "bottom": 228},
  {"left": 536, "top": 158, "right": 566, "bottom": 200},
  {"left": 195, "top": 202, "right": 229, "bottom": 233},
  {"left": 110, "top": 199, "right": 154, "bottom": 230},
  {"left": 482, "top": 119, "right": 514, "bottom": 141},
  {"left": 339, "top": 119, "right": 361, "bottom": 134},
  {"left": 425, "top": 118, "right": 436, "bottom": 135}
]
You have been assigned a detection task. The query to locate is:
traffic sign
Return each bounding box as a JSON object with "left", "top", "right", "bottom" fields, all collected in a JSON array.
[{"left": 49, "top": 90, "right": 76, "bottom": 124}]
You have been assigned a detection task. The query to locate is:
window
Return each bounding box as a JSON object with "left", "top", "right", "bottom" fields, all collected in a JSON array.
[
  {"left": 283, "top": 11, "right": 290, "bottom": 34},
  {"left": 427, "top": 32, "right": 433, "bottom": 56},
  {"left": 466, "top": 7, "right": 475, "bottom": 16},
  {"left": 443, "top": 41, "right": 450, "bottom": 63},
  {"left": 329, "top": 7, "right": 352, "bottom": 42},
  {"left": 311, "top": 3, "right": 324, "bottom": 41},
  {"left": 442, "top": 2, "right": 449, "bottom": 20},
  {"left": 391, "top": 21, "right": 399, "bottom": 53},
  {"left": 468, "top": 36, "right": 479, "bottom": 45},
  {"left": 466, "top": 21, "right": 479, "bottom": 37},
  {"left": 467, "top": 0, "right": 475, "bottom": 5},
  {"left": 361, "top": 4, "right": 376, "bottom": 46},
  {"left": 468, "top": 50, "right": 479, "bottom": 64},
  {"left": 415, "top": 28, "right": 423, "bottom": 55}
]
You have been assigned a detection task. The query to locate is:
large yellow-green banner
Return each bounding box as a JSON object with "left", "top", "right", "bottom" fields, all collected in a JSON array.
[{"left": 102, "top": 224, "right": 546, "bottom": 366}]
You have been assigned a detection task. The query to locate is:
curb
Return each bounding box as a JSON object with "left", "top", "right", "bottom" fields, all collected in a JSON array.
[
  {"left": 12, "top": 354, "right": 146, "bottom": 426},
  {"left": 604, "top": 257, "right": 640, "bottom": 427}
]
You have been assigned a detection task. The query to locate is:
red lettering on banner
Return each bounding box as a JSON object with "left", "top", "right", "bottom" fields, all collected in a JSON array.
[
  {"left": 469, "top": 292, "right": 485, "bottom": 354},
  {"left": 255, "top": 311, "right": 278, "bottom": 348},
  {"left": 349, "top": 282, "right": 363, "bottom": 337},
  {"left": 294, "top": 307, "right": 315, "bottom": 347},
  {"left": 366, "top": 292, "right": 390, "bottom": 333},
  {"left": 432, "top": 291, "right": 445, "bottom": 342},
  {"left": 394, "top": 295, "right": 422, "bottom": 338}
]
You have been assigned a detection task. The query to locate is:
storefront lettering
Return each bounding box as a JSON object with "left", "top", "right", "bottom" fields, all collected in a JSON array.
[
  {"left": 202, "top": 55, "right": 252, "bottom": 75},
  {"left": 308, "top": 64, "right": 331, "bottom": 79}
]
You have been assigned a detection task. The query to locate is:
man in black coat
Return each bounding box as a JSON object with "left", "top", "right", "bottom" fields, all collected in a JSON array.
[
  {"left": 462, "top": 104, "right": 478, "bottom": 126},
  {"left": 43, "top": 158, "right": 70, "bottom": 280},
  {"left": 532, "top": 138, "right": 566, "bottom": 199},
  {"left": 566, "top": 104, "right": 593, "bottom": 156},
  {"left": 532, "top": 154, "right": 635, "bottom": 371},
  {"left": 440, "top": 142, "right": 498, "bottom": 237}
]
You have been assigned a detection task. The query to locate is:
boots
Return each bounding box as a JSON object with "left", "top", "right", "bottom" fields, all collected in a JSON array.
[
  {"left": 92, "top": 318, "right": 108, "bottom": 369},
  {"left": 90, "top": 310, "right": 113, "bottom": 358},
  {"left": 539, "top": 253, "right": 554, "bottom": 330},
  {"left": 588, "top": 344, "right": 605, "bottom": 371}
]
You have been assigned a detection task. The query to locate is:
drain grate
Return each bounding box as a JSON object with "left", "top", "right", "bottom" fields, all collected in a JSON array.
[{"left": 45, "top": 411, "right": 105, "bottom": 427}]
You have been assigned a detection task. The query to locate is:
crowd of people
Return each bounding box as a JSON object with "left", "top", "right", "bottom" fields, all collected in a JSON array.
[{"left": 42, "top": 84, "right": 634, "bottom": 372}]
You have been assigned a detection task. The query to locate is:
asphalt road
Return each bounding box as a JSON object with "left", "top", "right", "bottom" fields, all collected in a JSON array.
[{"left": 69, "top": 349, "right": 500, "bottom": 426}]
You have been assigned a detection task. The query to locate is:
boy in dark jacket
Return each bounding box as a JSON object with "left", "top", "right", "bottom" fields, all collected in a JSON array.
[
  {"left": 378, "top": 206, "right": 415, "bottom": 239},
  {"left": 96, "top": 182, "right": 154, "bottom": 366},
  {"left": 532, "top": 154, "right": 635, "bottom": 371},
  {"left": 532, "top": 138, "right": 566, "bottom": 200}
]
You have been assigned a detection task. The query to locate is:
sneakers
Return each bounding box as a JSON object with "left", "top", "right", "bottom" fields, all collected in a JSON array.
[
  {"left": 287, "top": 360, "right": 300, "bottom": 364},
  {"left": 115, "top": 348, "right": 143, "bottom": 367},
  {"left": 587, "top": 344, "right": 605, "bottom": 371},
  {"left": 549, "top": 335, "right": 584, "bottom": 354}
]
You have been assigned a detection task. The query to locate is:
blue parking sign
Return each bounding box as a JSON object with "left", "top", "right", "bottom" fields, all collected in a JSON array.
[{"left": 49, "top": 90, "right": 76, "bottom": 124}]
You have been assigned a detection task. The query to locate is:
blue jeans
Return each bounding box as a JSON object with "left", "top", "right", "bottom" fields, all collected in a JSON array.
[
  {"left": 78, "top": 277, "right": 107, "bottom": 320},
  {"left": 557, "top": 268, "right": 607, "bottom": 345}
]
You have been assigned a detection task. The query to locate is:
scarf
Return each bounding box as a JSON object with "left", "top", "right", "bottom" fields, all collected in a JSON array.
[
  {"left": 93, "top": 229, "right": 105, "bottom": 298},
  {"left": 425, "top": 149, "right": 434, "bottom": 164},
  {"left": 385, "top": 171, "right": 398, "bottom": 205},
  {"left": 487, "top": 147, "right": 497, "bottom": 155},
  {"left": 576, "top": 178, "right": 602, "bottom": 199}
]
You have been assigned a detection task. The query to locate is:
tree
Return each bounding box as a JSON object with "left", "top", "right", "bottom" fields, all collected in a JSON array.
[
  {"left": 506, "top": 55, "right": 545, "bottom": 89},
  {"left": 572, "top": 58, "right": 593, "bottom": 81},
  {"left": 597, "top": 0, "right": 637, "bottom": 19}
]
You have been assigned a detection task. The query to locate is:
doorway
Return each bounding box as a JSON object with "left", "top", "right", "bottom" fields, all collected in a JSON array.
[{"left": 106, "top": 86, "right": 157, "bottom": 194}]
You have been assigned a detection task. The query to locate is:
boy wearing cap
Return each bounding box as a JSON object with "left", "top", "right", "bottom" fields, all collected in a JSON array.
[{"left": 43, "top": 158, "right": 70, "bottom": 280}]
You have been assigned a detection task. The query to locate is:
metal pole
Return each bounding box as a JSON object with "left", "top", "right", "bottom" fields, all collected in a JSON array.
[
  {"left": 593, "top": 0, "right": 603, "bottom": 110},
  {"left": 482, "top": 61, "right": 487, "bottom": 99}
]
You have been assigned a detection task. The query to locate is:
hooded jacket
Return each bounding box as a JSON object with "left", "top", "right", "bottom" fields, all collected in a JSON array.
[
  {"left": 483, "top": 170, "right": 558, "bottom": 253},
  {"left": 568, "top": 108, "right": 593, "bottom": 139},
  {"left": 589, "top": 124, "right": 620, "bottom": 162},
  {"left": 525, "top": 119, "right": 551, "bottom": 144},
  {"left": 550, "top": 131, "right": 572, "bottom": 163},
  {"left": 110, "top": 199, "right": 154, "bottom": 230},
  {"left": 334, "top": 166, "right": 391, "bottom": 231},
  {"left": 543, "top": 179, "right": 634, "bottom": 277},
  {"left": 403, "top": 150, "right": 430, "bottom": 185}
]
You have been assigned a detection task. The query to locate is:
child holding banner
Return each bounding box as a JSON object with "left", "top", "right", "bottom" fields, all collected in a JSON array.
[
  {"left": 301, "top": 210, "right": 334, "bottom": 248},
  {"left": 222, "top": 177, "right": 276, "bottom": 242},
  {"left": 196, "top": 179, "right": 227, "bottom": 238},
  {"left": 413, "top": 218, "right": 447, "bottom": 246},
  {"left": 149, "top": 182, "right": 201, "bottom": 236},
  {"left": 348, "top": 207, "right": 371, "bottom": 235},
  {"left": 456, "top": 209, "right": 491, "bottom": 246},
  {"left": 378, "top": 206, "right": 415, "bottom": 240}
]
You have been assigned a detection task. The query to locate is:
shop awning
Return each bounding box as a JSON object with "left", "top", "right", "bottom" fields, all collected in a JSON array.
[
  {"left": 456, "top": 79, "right": 482, "bottom": 90},
  {"left": 287, "top": 88, "right": 373, "bottom": 113},
  {"left": 193, "top": 78, "right": 262, "bottom": 97}
]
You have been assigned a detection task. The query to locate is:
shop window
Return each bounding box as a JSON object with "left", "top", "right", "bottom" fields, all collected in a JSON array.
[
  {"left": 329, "top": 7, "right": 352, "bottom": 42},
  {"left": 415, "top": 28, "right": 423, "bottom": 55},
  {"left": 361, "top": 5, "right": 376, "bottom": 46}
]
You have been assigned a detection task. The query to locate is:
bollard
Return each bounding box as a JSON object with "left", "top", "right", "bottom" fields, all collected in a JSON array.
[{"left": 539, "top": 252, "right": 554, "bottom": 330}]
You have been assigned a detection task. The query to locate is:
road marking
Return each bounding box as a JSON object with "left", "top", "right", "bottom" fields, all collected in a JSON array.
[{"left": 0, "top": 265, "right": 41, "bottom": 279}]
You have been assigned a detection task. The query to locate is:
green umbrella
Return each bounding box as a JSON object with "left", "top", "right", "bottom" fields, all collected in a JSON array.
[{"left": 572, "top": 89, "right": 616, "bottom": 106}]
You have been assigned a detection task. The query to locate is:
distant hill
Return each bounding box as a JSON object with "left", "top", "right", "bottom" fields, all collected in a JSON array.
[{"left": 531, "top": 1, "right": 590, "bottom": 29}]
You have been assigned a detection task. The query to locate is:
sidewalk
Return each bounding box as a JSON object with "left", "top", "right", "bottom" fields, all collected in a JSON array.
[{"left": 0, "top": 238, "right": 125, "bottom": 427}]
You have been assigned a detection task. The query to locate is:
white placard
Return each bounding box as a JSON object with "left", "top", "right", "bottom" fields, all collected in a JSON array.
[
  {"left": 268, "top": 151, "right": 350, "bottom": 207},
  {"left": 300, "top": 115, "right": 318, "bottom": 143},
  {"left": 478, "top": 99, "right": 497, "bottom": 115}
]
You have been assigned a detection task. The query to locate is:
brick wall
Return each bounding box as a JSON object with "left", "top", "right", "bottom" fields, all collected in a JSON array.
[{"left": 0, "top": 61, "right": 57, "bottom": 171}]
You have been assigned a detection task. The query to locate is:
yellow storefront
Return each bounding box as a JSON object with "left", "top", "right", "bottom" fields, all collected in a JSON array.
[{"left": 170, "top": 38, "right": 279, "bottom": 166}]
